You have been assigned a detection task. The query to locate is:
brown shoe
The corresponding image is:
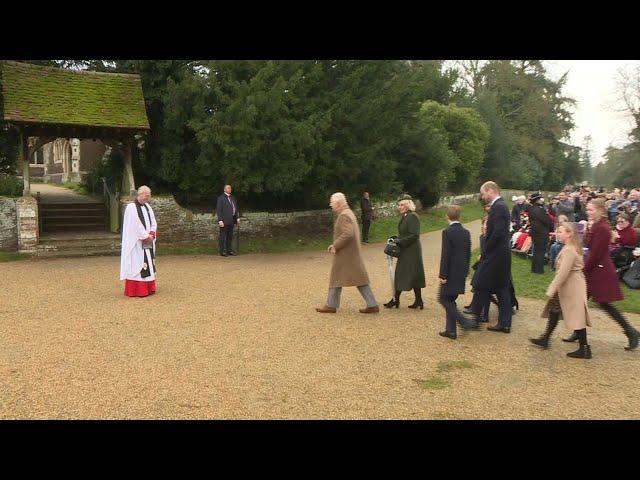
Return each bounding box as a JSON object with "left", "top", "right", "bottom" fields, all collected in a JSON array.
[
  {"left": 359, "top": 306, "right": 380, "bottom": 314},
  {"left": 316, "top": 305, "right": 337, "bottom": 313}
]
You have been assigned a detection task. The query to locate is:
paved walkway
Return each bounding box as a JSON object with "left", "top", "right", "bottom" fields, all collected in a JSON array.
[
  {"left": 1, "top": 219, "right": 638, "bottom": 419},
  {"left": 31, "top": 183, "right": 101, "bottom": 204}
]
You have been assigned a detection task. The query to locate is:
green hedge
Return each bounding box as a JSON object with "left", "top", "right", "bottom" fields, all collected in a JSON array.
[{"left": 0, "top": 175, "right": 22, "bottom": 197}]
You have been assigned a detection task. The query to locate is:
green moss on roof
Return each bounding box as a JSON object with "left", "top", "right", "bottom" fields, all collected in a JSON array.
[{"left": 0, "top": 61, "right": 150, "bottom": 130}]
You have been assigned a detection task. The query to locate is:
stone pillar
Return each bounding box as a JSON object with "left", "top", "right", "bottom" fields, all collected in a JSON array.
[
  {"left": 16, "top": 196, "right": 38, "bottom": 253},
  {"left": 21, "top": 132, "right": 30, "bottom": 196},
  {"left": 122, "top": 139, "right": 136, "bottom": 197}
]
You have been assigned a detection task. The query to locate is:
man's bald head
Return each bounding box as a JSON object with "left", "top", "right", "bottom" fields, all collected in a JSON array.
[{"left": 329, "top": 192, "right": 348, "bottom": 211}]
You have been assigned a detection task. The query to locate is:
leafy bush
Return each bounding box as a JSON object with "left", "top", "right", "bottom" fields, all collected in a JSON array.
[{"left": 0, "top": 175, "right": 22, "bottom": 197}]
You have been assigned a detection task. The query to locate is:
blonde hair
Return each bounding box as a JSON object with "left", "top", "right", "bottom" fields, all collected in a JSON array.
[
  {"left": 398, "top": 199, "right": 416, "bottom": 212},
  {"left": 557, "top": 214, "right": 568, "bottom": 225},
  {"left": 590, "top": 197, "right": 606, "bottom": 216},
  {"left": 558, "top": 223, "right": 583, "bottom": 257}
]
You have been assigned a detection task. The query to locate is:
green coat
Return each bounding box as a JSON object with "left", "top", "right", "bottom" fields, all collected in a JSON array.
[{"left": 394, "top": 212, "right": 426, "bottom": 291}]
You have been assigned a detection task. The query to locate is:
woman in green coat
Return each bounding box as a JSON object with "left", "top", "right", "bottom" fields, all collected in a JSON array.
[{"left": 384, "top": 196, "right": 426, "bottom": 309}]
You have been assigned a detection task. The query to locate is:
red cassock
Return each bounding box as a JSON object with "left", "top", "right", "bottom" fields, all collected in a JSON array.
[{"left": 124, "top": 279, "right": 157, "bottom": 297}]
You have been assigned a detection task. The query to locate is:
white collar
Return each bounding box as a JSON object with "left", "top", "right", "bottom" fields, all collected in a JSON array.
[
  {"left": 448, "top": 221, "right": 461, "bottom": 225},
  {"left": 490, "top": 195, "right": 501, "bottom": 206}
]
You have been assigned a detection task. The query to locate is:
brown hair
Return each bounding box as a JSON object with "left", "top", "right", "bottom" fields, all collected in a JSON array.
[
  {"left": 617, "top": 212, "right": 631, "bottom": 223},
  {"left": 558, "top": 223, "right": 583, "bottom": 257},
  {"left": 446, "top": 205, "right": 461, "bottom": 221}
]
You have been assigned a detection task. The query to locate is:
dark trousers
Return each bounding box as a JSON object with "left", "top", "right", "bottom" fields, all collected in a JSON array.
[
  {"left": 362, "top": 216, "right": 371, "bottom": 242},
  {"left": 531, "top": 238, "right": 547, "bottom": 273},
  {"left": 219, "top": 225, "right": 234, "bottom": 254},
  {"left": 439, "top": 288, "right": 472, "bottom": 335},
  {"left": 476, "top": 286, "right": 512, "bottom": 328},
  {"left": 468, "top": 290, "right": 489, "bottom": 319}
]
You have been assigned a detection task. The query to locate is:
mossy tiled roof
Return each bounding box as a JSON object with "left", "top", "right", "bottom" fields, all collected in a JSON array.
[{"left": 0, "top": 61, "right": 150, "bottom": 130}]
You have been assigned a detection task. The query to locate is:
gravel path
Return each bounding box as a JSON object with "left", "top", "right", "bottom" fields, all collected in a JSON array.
[{"left": 1, "top": 219, "right": 638, "bottom": 419}]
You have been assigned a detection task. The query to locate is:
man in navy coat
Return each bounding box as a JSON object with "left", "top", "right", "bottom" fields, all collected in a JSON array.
[
  {"left": 474, "top": 181, "right": 512, "bottom": 333},
  {"left": 216, "top": 184, "right": 240, "bottom": 256}
]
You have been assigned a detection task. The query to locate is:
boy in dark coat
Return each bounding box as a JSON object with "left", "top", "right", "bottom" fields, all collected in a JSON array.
[{"left": 438, "top": 205, "right": 478, "bottom": 339}]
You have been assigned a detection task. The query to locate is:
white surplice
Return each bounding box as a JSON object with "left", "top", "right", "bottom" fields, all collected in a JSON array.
[{"left": 120, "top": 201, "right": 157, "bottom": 281}]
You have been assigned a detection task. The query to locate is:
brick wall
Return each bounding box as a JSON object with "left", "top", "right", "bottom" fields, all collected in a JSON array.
[
  {"left": 132, "top": 193, "right": 484, "bottom": 246},
  {"left": 0, "top": 197, "right": 18, "bottom": 251}
]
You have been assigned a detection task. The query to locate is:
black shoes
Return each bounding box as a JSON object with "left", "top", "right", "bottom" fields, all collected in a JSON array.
[
  {"left": 567, "top": 345, "right": 592, "bottom": 359},
  {"left": 384, "top": 299, "right": 399, "bottom": 309},
  {"left": 460, "top": 315, "right": 480, "bottom": 330},
  {"left": 227, "top": 251, "right": 237, "bottom": 256},
  {"left": 562, "top": 332, "right": 578, "bottom": 343},
  {"left": 439, "top": 331, "right": 457, "bottom": 340},
  {"left": 529, "top": 337, "right": 550, "bottom": 349},
  {"left": 487, "top": 325, "right": 511, "bottom": 333},
  {"left": 408, "top": 301, "right": 424, "bottom": 310},
  {"left": 219, "top": 252, "right": 228, "bottom": 257}
]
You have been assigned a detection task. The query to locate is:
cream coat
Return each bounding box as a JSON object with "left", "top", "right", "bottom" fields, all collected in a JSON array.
[{"left": 542, "top": 246, "right": 591, "bottom": 330}]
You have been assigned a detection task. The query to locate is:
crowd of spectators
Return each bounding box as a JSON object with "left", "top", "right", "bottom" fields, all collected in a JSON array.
[{"left": 510, "top": 184, "right": 640, "bottom": 284}]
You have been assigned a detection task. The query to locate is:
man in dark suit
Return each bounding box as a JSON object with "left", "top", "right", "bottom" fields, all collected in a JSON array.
[
  {"left": 474, "top": 181, "right": 512, "bottom": 333},
  {"left": 438, "top": 205, "right": 477, "bottom": 339},
  {"left": 216, "top": 184, "right": 239, "bottom": 257},
  {"left": 360, "top": 191, "right": 373, "bottom": 243},
  {"left": 525, "top": 192, "right": 553, "bottom": 274}
]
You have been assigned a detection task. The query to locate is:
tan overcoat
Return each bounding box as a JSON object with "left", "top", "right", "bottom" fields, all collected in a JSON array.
[
  {"left": 542, "top": 246, "right": 592, "bottom": 330},
  {"left": 329, "top": 207, "right": 370, "bottom": 288}
]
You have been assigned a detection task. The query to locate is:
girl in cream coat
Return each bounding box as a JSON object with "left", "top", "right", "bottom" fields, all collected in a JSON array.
[{"left": 530, "top": 222, "right": 593, "bottom": 359}]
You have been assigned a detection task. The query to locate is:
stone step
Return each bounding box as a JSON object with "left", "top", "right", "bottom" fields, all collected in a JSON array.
[
  {"left": 43, "top": 216, "right": 108, "bottom": 225},
  {"left": 42, "top": 224, "right": 110, "bottom": 232},
  {"left": 38, "top": 239, "right": 121, "bottom": 251},
  {"left": 40, "top": 203, "right": 105, "bottom": 210},
  {"left": 36, "top": 248, "right": 120, "bottom": 258},
  {"left": 41, "top": 208, "right": 107, "bottom": 215}
]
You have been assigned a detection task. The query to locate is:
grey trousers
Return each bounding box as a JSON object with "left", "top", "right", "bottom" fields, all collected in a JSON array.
[{"left": 327, "top": 285, "right": 377, "bottom": 309}]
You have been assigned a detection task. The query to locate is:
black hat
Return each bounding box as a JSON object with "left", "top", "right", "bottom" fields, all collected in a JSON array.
[{"left": 529, "top": 192, "right": 543, "bottom": 202}]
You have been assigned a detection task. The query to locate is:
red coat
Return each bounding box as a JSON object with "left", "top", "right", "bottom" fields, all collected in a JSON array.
[
  {"left": 612, "top": 225, "right": 637, "bottom": 249},
  {"left": 584, "top": 218, "right": 623, "bottom": 303}
]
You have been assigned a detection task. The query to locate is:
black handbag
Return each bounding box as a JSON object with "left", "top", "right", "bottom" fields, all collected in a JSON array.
[
  {"left": 623, "top": 260, "right": 640, "bottom": 289},
  {"left": 384, "top": 236, "right": 400, "bottom": 258}
]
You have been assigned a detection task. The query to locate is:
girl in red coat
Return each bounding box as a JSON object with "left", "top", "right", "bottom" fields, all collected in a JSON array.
[{"left": 565, "top": 198, "right": 639, "bottom": 350}]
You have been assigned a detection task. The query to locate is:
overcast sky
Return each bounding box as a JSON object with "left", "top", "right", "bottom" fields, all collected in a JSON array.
[{"left": 544, "top": 60, "right": 639, "bottom": 164}]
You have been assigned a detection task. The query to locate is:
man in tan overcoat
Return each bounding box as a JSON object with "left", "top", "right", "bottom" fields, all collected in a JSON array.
[{"left": 316, "top": 192, "right": 379, "bottom": 314}]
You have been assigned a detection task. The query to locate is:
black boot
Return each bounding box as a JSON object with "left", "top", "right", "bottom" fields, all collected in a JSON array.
[
  {"left": 562, "top": 332, "right": 578, "bottom": 343},
  {"left": 529, "top": 310, "right": 560, "bottom": 349},
  {"left": 567, "top": 329, "right": 592, "bottom": 359},
  {"left": 408, "top": 288, "right": 424, "bottom": 309},
  {"left": 384, "top": 291, "right": 401, "bottom": 309},
  {"left": 600, "top": 302, "right": 639, "bottom": 351},
  {"left": 625, "top": 329, "right": 639, "bottom": 351},
  {"left": 567, "top": 345, "right": 592, "bottom": 359}
]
